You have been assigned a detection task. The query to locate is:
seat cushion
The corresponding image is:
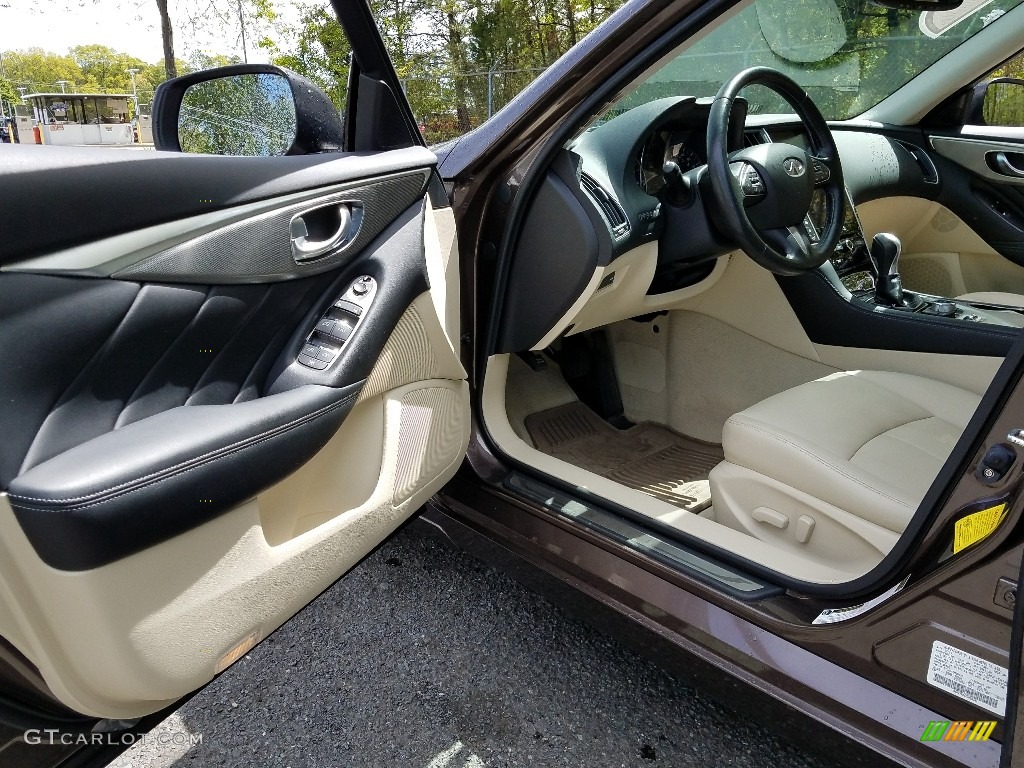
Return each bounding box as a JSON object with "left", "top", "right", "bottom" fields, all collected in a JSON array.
[
  {"left": 722, "top": 371, "right": 980, "bottom": 532},
  {"left": 956, "top": 292, "right": 1024, "bottom": 308}
]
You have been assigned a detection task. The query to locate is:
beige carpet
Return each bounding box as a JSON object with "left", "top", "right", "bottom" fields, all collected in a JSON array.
[{"left": 524, "top": 402, "right": 723, "bottom": 512}]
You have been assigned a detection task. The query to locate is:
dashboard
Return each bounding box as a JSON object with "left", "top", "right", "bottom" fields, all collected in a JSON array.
[
  {"left": 563, "top": 95, "right": 941, "bottom": 294},
  {"left": 502, "top": 93, "right": 1011, "bottom": 353}
]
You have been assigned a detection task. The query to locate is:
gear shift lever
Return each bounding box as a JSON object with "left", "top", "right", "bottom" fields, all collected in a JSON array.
[{"left": 869, "top": 232, "right": 904, "bottom": 306}]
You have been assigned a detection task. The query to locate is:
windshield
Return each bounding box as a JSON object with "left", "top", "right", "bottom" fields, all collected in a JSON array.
[{"left": 616, "top": 0, "right": 1023, "bottom": 120}]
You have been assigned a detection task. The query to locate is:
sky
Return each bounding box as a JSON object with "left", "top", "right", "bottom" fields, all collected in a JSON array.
[{"left": 0, "top": 0, "right": 278, "bottom": 65}]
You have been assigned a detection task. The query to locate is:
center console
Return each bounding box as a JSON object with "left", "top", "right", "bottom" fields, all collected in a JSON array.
[{"left": 808, "top": 189, "right": 1024, "bottom": 330}]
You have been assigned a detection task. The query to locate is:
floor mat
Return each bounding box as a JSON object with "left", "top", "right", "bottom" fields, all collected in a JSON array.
[{"left": 524, "top": 402, "right": 723, "bottom": 512}]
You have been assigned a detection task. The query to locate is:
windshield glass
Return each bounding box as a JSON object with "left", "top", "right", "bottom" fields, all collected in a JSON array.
[{"left": 616, "top": 0, "right": 1023, "bottom": 120}]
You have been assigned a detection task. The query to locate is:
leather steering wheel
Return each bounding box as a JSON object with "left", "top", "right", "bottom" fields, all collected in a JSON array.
[{"left": 707, "top": 67, "right": 845, "bottom": 276}]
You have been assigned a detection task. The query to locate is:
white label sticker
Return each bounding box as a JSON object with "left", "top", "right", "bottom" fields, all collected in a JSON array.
[
  {"left": 926, "top": 641, "right": 1008, "bottom": 716},
  {"left": 812, "top": 577, "right": 908, "bottom": 625}
]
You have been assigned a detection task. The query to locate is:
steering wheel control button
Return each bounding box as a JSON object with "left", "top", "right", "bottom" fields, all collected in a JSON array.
[
  {"left": 739, "top": 164, "right": 765, "bottom": 197},
  {"left": 811, "top": 158, "right": 831, "bottom": 184}
]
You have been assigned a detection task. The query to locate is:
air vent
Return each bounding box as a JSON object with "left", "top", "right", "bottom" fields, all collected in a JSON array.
[
  {"left": 744, "top": 128, "right": 772, "bottom": 147},
  {"left": 580, "top": 173, "right": 630, "bottom": 237}
]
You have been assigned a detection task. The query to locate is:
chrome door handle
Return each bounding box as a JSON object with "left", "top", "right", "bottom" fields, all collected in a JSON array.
[
  {"left": 990, "top": 151, "right": 1024, "bottom": 179},
  {"left": 289, "top": 204, "right": 353, "bottom": 263}
]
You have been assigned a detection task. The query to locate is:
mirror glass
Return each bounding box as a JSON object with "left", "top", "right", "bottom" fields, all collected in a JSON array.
[
  {"left": 178, "top": 73, "right": 297, "bottom": 156},
  {"left": 983, "top": 80, "right": 1024, "bottom": 127}
]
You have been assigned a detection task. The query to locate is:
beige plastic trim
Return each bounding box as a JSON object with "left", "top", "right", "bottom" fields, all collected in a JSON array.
[
  {"left": 857, "top": 196, "right": 1024, "bottom": 298},
  {"left": 483, "top": 354, "right": 865, "bottom": 585},
  {"left": 556, "top": 242, "right": 730, "bottom": 339},
  {"left": 0, "top": 379, "right": 469, "bottom": 719},
  {"left": 424, "top": 200, "right": 461, "bottom": 348},
  {"left": 710, "top": 462, "right": 898, "bottom": 568}
]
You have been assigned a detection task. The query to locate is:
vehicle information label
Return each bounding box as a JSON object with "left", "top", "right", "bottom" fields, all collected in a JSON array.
[
  {"left": 926, "top": 641, "right": 1007, "bottom": 716},
  {"left": 952, "top": 503, "right": 1007, "bottom": 554}
]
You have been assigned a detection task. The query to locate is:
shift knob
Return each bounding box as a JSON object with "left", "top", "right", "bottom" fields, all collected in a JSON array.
[{"left": 870, "top": 232, "right": 903, "bottom": 306}]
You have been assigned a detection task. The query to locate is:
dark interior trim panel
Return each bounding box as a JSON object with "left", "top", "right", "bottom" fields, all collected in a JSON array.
[
  {"left": 778, "top": 270, "right": 1020, "bottom": 356},
  {"left": 0, "top": 145, "right": 437, "bottom": 265}
]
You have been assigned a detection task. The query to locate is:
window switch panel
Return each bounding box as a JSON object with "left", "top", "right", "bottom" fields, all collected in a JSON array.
[{"left": 297, "top": 275, "right": 377, "bottom": 370}]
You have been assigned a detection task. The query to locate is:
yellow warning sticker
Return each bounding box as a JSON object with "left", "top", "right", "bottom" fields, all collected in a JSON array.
[{"left": 953, "top": 504, "right": 1008, "bottom": 554}]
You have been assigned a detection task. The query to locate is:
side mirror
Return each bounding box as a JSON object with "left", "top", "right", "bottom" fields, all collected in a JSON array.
[
  {"left": 965, "top": 78, "right": 1024, "bottom": 128},
  {"left": 153, "top": 64, "right": 345, "bottom": 155}
]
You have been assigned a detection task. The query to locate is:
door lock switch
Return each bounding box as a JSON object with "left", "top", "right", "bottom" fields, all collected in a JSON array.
[{"left": 297, "top": 275, "right": 377, "bottom": 370}]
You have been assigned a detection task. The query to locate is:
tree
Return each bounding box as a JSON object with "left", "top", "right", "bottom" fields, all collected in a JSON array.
[
  {"left": 0, "top": 48, "right": 83, "bottom": 93},
  {"left": 155, "top": 0, "right": 178, "bottom": 79}
]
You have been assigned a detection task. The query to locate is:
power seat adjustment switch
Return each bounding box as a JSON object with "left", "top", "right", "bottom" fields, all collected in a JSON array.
[{"left": 297, "top": 276, "right": 377, "bottom": 370}]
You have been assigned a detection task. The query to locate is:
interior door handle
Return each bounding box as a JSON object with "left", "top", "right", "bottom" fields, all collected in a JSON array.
[
  {"left": 990, "top": 151, "right": 1024, "bottom": 179},
  {"left": 289, "top": 204, "right": 354, "bottom": 263}
]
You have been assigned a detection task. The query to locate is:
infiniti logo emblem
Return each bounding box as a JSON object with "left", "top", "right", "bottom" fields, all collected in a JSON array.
[{"left": 783, "top": 158, "right": 805, "bottom": 177}]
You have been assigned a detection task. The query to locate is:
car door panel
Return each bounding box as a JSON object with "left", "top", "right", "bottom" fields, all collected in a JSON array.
[
  {"left": 833, "top": 126, "right": 1024, "bottom": 296},
  {"left": 0, "top": 146, "right": 469, "bottom": 719}
]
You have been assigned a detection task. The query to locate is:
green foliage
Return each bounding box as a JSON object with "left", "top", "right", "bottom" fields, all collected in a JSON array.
[{"left": 270, "top": 0, "right": 623, "bottom": 143}]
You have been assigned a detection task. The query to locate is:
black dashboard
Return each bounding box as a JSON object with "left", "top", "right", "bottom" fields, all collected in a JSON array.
[{"left": 564, "top": 95, "right": 944, "bottom": 288}]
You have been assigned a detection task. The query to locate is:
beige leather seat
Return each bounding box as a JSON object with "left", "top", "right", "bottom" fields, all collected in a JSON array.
[
  {"left": 957, "top": 292, "right": 1024, "bottom": 308},
  {"left": 710, "top": 371, "right": 980, "bottom": 568}
]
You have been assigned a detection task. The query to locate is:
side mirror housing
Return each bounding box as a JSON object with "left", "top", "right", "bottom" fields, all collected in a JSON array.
[{"left": 153, "top": 64, "right": 345, "bottom": 155}]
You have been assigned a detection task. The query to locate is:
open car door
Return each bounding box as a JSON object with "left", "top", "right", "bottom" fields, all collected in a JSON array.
[{"left": 0, "top": 0, "right": 468, "bottom": 735}]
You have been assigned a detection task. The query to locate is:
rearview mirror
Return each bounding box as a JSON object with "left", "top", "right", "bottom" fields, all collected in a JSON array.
[{"left": 153, "top": 64, "right": 345, "bottom": 155}]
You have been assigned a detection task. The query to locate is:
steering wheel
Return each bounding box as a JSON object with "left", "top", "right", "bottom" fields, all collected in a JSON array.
[{"left": 706, "top": 67, "right": 845, "bottom": 276}]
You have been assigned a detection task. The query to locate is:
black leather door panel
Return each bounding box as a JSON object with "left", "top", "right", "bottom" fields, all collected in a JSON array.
[
  {"left": 0, "top": 165, "right": 433, "bottom": 571},
  {"left": 11, "top": 275, "right": 332, "bottom": 476},
  {"left": 9, "top": 383, "right": 362, "bottom": 571}
]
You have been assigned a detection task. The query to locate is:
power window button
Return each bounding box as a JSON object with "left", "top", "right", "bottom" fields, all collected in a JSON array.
[
  {"left": 298, "top": 353, "right": 327, "bottom": 370},
  {"left": 334, "top": 299, "right": 363, "bottom": 317}
]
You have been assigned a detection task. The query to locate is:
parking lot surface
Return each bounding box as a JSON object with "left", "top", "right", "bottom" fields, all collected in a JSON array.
[{"left": 112, "top": 521, "right": 832, "bottom": 768}]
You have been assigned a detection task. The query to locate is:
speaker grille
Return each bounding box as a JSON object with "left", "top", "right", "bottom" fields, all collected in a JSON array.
[
  {"left": 358, "top": 304, "right": 439, "bottom": 403},
  {"left": 393, "top": 386, "right": 463, "bottom": 504}
]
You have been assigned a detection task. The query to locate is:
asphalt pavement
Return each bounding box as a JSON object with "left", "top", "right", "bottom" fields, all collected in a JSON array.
[{"left": 110, "top": 521, "right": 832, "bottom": 768}]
